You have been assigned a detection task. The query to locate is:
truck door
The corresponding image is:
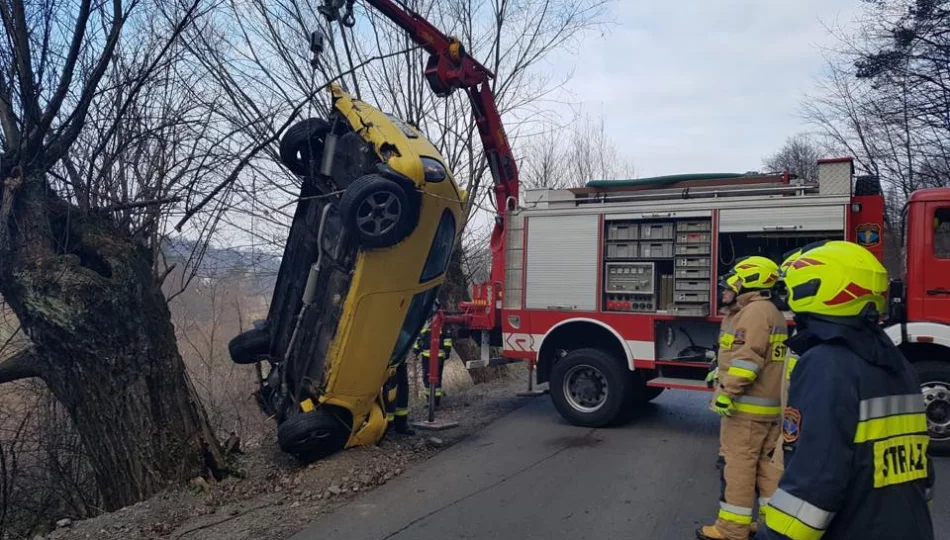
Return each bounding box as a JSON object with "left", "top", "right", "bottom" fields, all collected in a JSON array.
[{"left": 922, "top": 204, "right": 950, "bottom": 323}]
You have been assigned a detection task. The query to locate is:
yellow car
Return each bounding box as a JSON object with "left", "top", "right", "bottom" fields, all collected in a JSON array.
[{"left": 228, "top": 84, "right": 467, "bottom": 462}]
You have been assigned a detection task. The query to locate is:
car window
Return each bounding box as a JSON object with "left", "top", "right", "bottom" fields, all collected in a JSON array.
[
  {"left": 420, "top": 209, "right": 457, "bottom": 283},
  {"left": 390, "top": 287, "right": 440, "bottom": 364},
  {"left": 935, "top": 208, "right": 950, "bottom": 259}
]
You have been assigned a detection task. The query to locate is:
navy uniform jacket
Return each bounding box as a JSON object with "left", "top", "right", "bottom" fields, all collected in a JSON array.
[
  {"left": 757, "top": 318, "right": 934, "bottom": 540},
  {"left": 412, "top": 325, "right": 453, "bottom": 359}
]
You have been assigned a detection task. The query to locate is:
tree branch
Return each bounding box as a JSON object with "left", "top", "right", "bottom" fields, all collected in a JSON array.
[{"left": 0, "top": 348, "right": 44, "bottom": 384}]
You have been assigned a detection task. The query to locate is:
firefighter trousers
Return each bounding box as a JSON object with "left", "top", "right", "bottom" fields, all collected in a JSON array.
[
  {"left": 384, "top": 362, "right": 411, "bottom": 430},
  {"left": 715, "top": 416, "right": 782, "bottom": 540}
]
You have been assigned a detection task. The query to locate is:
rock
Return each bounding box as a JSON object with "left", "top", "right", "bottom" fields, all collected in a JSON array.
[
  {"left": 394, "top": 468, "right": 403, "bottom": 476},
  {"left": 290, "top": 501, "right": 301, "bottom": 508},
  {"left": 341, "top": 476, "right": 350, "bottom": 483},
  {"left": 427, "top": 437, "right": 445, "bottom": 448},
  {"left": 229, "top": 508, "right": 240, "bottom": 516},
  {"left": 327, "top": 485, "right": 343, "bottom": 495},
  {"left": 56, "top": 519, "right": 73, "bottom": 529},
  {"left": 352, "top": 485, "right": 360, "bottom": 492},
  {"left": 189, "top": 476, "right": 210, "bottom": 492},
  {"left": 358, "top": 473, "right": 373, "bottom": 484}
]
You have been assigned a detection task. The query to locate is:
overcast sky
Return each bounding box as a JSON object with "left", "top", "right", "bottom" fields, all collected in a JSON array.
[{"left": 542, "top": 0, "right": 865, "bottom": 178}]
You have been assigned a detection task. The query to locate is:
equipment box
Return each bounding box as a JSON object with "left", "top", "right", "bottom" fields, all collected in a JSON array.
[
  {"left": 606, "top": 242, "right": 638, "bottom": 259},
  {"left": 675, "top": 280, "right": 710, "bottom": 292},
  {"left": 675, "top": 220, "right": 711, "bottom": 232},
  {"left": 639, "top": 241, "right": 674, "bottom": 258},
  {"left": 675, "top": 243, "right": 712, "bottom": 256},
  {"left": 607, "top": 223, "right": 638, "bottom": 241},
  {"left": 675, "top": 291, "right": 710, "bottom": 303},
  {"left": 640, "top": 222, "right": 675, "bottom": 240},
  {"left": 675, "top": 268, "right": 711, "bottom": 279},
  {"left": 676, "top": 256, "right": 712, "bottom": 268},
  {"left": 676, "top": 232, "right": 712, "bottom": 244},
  {"left": 670, "top": 304, "right": 711, "bottom": 317}
]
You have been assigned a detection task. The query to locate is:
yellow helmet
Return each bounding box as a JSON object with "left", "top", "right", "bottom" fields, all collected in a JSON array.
[
  {"left": 720, "top": 256, "right": 780, "bottom": 293},
  {"left": 779, "top": 241, "right": 888, "bottom": 317},
  {"left": 779, "top": 240, "right": 831, "bottom": 276}
]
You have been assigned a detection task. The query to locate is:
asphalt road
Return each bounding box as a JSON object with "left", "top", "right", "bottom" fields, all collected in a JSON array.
[{"left": 293, "top": 391, "right": 950, "bottom": 540}]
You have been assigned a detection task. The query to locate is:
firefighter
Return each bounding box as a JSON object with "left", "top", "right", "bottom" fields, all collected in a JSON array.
[
  {"left": 413, "top": 304, "right": 454, "bottom": 407},
  {"left": 757, "top": 241, "right": 934, "bottom": 540},
  {"left": 698, "top": 256, "right": 787, "bottom": 540},
  {"left": 383, "top": 359, "right": 415, "bottom": 436}
]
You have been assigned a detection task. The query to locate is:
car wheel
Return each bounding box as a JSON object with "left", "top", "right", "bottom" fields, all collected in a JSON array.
[
  {"left": 915, "top": 361, "right": 950, "bottom": 455},
  {"left": 339, "top": 174, "right": 416, "bottom": 249},
  {"left": 279, "top": 118, "right": 331, "bottom": 177},
  {"left": 277, "top": 407, "right": 352, "bottom": 463},
  {"left": 228, "top": 327, "right": 271, "bottom": 365},
  {"left": 550, "top": 348, "right": 631, "bottom": 428}
]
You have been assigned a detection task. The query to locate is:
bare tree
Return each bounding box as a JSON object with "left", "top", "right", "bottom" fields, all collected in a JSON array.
[
  {"left": 763, "top": 134, "right": 822, "bottom": 181},
  {"left": 0, "top": 0, "right": 227, "bottom": 511}
]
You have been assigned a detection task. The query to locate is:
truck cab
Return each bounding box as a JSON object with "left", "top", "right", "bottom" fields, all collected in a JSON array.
[{"left": 884, "top": 189, "right": 950, "bottom": 453}]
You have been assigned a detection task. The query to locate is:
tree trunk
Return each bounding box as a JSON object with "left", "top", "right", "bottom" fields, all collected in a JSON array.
[{"left": 0, "top": 170, "right": 224, "bottom": 511}]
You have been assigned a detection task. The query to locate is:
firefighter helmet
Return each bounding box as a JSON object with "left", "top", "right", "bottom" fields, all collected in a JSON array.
[
  {"left": 779, "top": 241, "right": 887, "bottom": 317},
  {"left": 720, "top": 256, "right": 780, "bottom": 293}
]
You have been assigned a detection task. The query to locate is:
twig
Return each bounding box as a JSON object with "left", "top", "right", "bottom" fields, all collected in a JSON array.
[
  {"left": 172, "top": 501, "right": 278, "bottom": 539},
  {"left": 100, "top": 197, "right": 182, "bottom": 212}
]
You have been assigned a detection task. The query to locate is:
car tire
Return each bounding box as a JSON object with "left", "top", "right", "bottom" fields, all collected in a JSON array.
[
  {"left": 279, "top": 118, "right": 331, "bottom": 178},
  {"left": 339, "top": 174, "right": 416, "bottom": 249},
  {"left": 550, "top": 348, "right": 631, "bottom": 428},
  {"left": 915, "top": 361, "right": 950, "bottom": 455},
  {"left": 277, "top": 407, "right": 352, "bottom": 463},
  {"left": 229, "top": 327, "right": 271, "bottom": 365}
]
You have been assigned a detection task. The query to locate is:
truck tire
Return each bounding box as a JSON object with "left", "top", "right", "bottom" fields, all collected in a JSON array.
[
  {"left": 279, "top": 118, "right": 331, "bottom": 178},
  {"left": 915, "top": 361, "right": 950, "bottom": 455},
  {"left": 550, "top": 348, "right": 632, "bottom": 428},
  {"left": 277, "top": 407, "right": 352, "bottom": 463},
  {"left": 339, "top": 174, "right": 416, "bottom": 249},
  {"left": 228, "top": 327, "right": 271, "bottom": 365}
]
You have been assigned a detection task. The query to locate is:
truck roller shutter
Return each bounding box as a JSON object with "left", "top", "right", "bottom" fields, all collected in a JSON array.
[
  {"left": 718, "top": 205, "right": 845, "bottom": 233},
  {"left": 525, "top": 214, "right": 598, "bottom": 311}
]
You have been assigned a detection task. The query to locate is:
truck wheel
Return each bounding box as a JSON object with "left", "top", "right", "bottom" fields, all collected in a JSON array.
[
  {"left": 915, "top": 361, "right": 950, "bottom": 455},
  {"left": 277, "top": 407, "right": 352, "bottom": 463},
  {"left": 279, "top": 118, "right": 331, "bottom": 177},
  {"left": 550, "top": 348, "right": 631, "bottom": 428},
  {"left": 339, "top": 174, "right": 416, "bottom": 249},
  {"left": 228, "top": 327, "right": 270, "bottom": 365}
]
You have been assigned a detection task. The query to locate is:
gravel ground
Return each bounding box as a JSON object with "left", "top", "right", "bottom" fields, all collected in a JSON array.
[{"left": 40, "top": 361, "right": 535, "bottom": 540}]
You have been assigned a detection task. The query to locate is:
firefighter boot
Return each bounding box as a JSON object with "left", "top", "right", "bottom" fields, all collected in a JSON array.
[
  {"left": 696, "top": 525, "right": 730, "bottom": 540},
  {"left": 393, "top": 416, "right": 415, "bottom": 435}
]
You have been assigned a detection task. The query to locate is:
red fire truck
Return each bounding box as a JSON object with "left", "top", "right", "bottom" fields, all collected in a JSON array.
[{"left": 459, "top": 157, "right": 950, "bottom": 453}]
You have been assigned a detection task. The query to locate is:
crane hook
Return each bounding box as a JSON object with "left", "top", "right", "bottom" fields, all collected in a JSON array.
[{"left": 318, "top": 0, "right": 356, "bottom": 28}]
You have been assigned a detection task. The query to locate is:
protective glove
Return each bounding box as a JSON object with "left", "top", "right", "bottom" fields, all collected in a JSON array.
[
  {"left": 712, "top": 393, "right": 736, "bottom": 418},
  {"left": 705, "top": 359, "right": 719, "bottom": 388}
]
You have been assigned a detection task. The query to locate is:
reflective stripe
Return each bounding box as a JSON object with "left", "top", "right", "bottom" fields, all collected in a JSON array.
[
  {"left": 858, "top": 394, "right": 926, "bottom": 421},
  {"left": 785, "top": 356, "right": 798, "bottom": 381},
  {"left": 734, "top": 395, "right": 782, "bottom": 416},
  {"left": 727, "top": 366, "right": 758, "bottom": 381},
  {"left": 764, "top": 506, "right": 825, "bottom": 540},
  {"left": 730, "top": 359, "right": 760, "bottom": 374},
  {"left": 769, "top": 334, "right": 788, "bottom": 343},
  {"left": 386, "top": 413, "right": 395, "bottom": 422},
  {"left": 443, "top": 339, "right": 453, "bottom": 347},
  {"left": 769, "top": 489, "right": 835, "bottom": 530},
  {"left": 394, "top": 408, "right": 409, "bottom": 417},
  {"left": 719, "top": 502, "right": 754, "bottom": 525},
  {"left": 854, "top": 413, "right": 928, "bottom": 443}
]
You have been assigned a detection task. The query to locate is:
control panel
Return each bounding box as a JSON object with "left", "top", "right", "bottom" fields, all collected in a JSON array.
[{"left": 604, "top": 262, "right": 656, "bottom": 312}]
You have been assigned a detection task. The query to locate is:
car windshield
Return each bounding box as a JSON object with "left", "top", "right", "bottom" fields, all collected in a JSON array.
[{"left": 390, "top": 287, "right": 440, "bottom": 364}]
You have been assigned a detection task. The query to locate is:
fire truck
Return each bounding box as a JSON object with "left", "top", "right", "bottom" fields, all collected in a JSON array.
[
  {"left": 313, "top": 0, "right": 949, "bottom": 452},
  {"left": 459, "top": 158, "right": 950, "bottom": 453}
]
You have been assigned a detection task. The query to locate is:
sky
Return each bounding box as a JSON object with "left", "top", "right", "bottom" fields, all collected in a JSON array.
[{"left": 542, "top": 0, "right": 865, "bottom": 178}]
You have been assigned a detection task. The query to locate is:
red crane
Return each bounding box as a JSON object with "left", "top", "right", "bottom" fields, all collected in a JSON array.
[{"left": 319, "top": 0, "right": 519, "bottom": 333}]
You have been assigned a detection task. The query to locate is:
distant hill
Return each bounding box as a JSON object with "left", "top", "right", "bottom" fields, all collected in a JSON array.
[{"left": 164, "top": 237, "right": 283, "bottom": 294}]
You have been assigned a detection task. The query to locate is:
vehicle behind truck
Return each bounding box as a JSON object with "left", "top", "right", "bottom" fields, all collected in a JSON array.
[{"left": 464, "top": 157, "right": 950, "bottom": 453}]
